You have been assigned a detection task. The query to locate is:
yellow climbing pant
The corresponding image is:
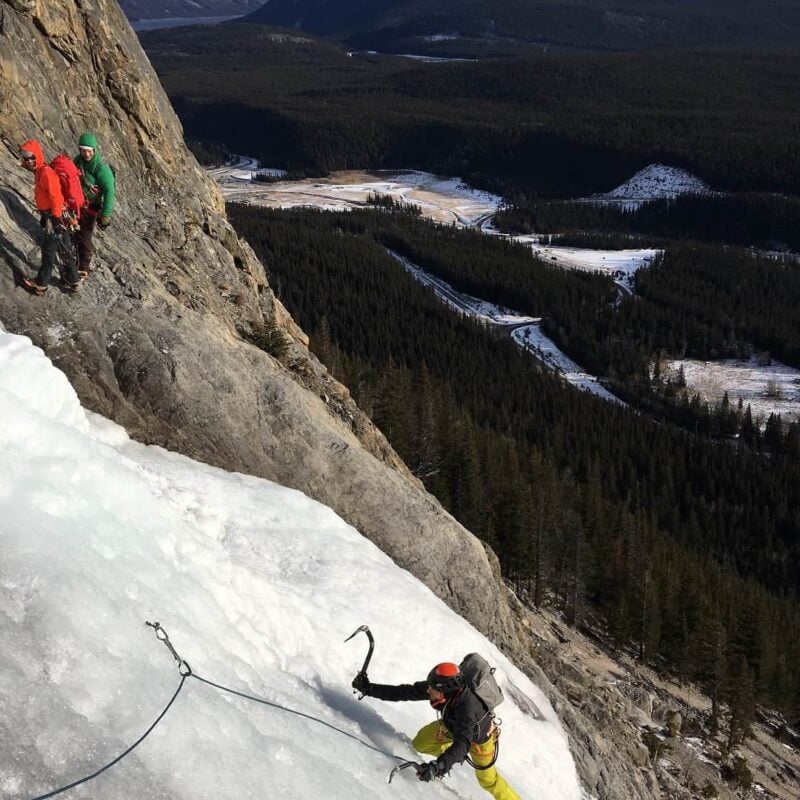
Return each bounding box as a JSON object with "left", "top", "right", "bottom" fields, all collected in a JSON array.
[{"left": 411, "top": 721, "right": 522, "bottom": 800}]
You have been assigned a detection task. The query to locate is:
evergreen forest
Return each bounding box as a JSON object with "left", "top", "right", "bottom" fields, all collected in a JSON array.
[
  {"left": 137, "top": 18, "right": 800, "bottom": 730},
  {"left": 242, "top": 0, "right": 800, "bottom": 54},
  {"left": 229, "top": 204, "right": 800, "bottom": 726},
  {"left": 141, "top": 26, "right": 800, "bottom": 198}
]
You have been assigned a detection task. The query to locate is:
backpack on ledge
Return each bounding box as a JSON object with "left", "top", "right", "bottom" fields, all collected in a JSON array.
[
  {"left": 50, "top": 153, "right": 86, "bottom": 215},
  {"left": 460, "top": 653, "right": 504, "bottom": 712}
]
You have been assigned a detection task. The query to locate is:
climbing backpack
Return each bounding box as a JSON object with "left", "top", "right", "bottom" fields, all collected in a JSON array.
[
  {"left": 460, "top": 653, "right": 504, "bottom": 712},
  {"left": 50, "top": 153, "right": 86, "bottom": 215}
]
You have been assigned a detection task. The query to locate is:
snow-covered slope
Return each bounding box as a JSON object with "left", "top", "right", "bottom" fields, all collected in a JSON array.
[
  {"left": 0, "top": 329, "right": 581, "bottom": 800},
  {"left": 588, "top": 163, "right": 713, "bottom": 207}
]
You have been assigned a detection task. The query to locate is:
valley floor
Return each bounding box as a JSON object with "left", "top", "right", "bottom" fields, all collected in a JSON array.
[{"left": 210, "top": 157, "right": 800, "bottom": 421}]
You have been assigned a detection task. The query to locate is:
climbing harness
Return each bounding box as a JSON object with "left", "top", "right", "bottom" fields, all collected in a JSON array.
[{"left": 466, "top": 723, "right": 501, "bottom": 770}]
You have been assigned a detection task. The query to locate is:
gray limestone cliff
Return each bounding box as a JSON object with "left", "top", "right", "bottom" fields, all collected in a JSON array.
[
  {"left": 0, "top": 0, "right": 517, "bottom": 647},
  {"left": 1, "top": 0, "right": 518, "bottom": 652},
  {"left": 0, "top": 3, "right": 732, "bottom": 799}
]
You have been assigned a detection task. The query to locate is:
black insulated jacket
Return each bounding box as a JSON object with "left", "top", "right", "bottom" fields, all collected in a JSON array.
[{"left": 369, "top": 680, "right": 493, "bottom": 773}]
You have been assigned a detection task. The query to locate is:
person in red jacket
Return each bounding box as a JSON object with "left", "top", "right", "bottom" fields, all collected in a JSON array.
[{"left": 18, "top": 140, "right": 80, "bottom": 295}]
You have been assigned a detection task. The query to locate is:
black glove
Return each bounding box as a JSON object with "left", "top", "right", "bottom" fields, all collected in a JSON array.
[
  {"left": 351, "top": 672, "right": 371, "bottom": 696},
  {"left": 39, "top": 213, "right": 48, "bottom": 228},
  {"left": 97, "top": 215, "right": 112, "bottom": 229},
  {"left": 416, "top": 762, "right": 442, "bottom": 782}
]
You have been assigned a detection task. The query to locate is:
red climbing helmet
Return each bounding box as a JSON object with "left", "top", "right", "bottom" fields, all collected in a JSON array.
[{"left": 427, "top": 662, "right": 464, "bottom": 695}]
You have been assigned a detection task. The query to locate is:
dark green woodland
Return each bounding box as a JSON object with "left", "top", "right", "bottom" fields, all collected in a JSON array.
[
  {"left": 137, "top": 19, "right": 800, "bottom": 726},
  {"left": 230, "top": 204, "right": 800, "bottom": 725}
]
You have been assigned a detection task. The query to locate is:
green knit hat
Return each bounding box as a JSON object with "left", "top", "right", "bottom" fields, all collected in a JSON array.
[{"left": 78, "top": 132, "right": 99, "bottom": 150}]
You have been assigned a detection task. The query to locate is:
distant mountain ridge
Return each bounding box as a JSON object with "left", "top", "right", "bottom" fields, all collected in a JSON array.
[
  {"left": 121, "top": 0, "right": 261, "bottom": 20},
  {"left": 243, "top": 0, "right": 800, "bottom": 51}
]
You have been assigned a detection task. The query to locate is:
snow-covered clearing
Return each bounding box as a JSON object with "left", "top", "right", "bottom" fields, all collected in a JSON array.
[
  {"left": 210, "top": 158, "right": 660, "bottom": 288},
  {"left": 387, "top": 250, "right": 621, "bottom": 404},
  {"left": 211, "top": 158, "right": 502, "bottom": 227},
  {"left": 583, "top": 164, "right": 714, "bottom": 210},
  {"left": 0, "top": 327, "right": 581, "bottom": 800},
  {"left": 664, "top": 357, "right": 800, "bottom": 424},
  {"left": 505, "top": 236, "right": 658, "bottom": 293}
]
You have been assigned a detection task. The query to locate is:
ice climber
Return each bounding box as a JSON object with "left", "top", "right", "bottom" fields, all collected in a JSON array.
[
  {"left": 353, "top": 662, "right": 521, "bottom": 800},
  {"left": 74, "top": 132, "right": 115, "bottom": 276},
  {"left": 18, "top": 140, "right": 81, "bottom": 295}
]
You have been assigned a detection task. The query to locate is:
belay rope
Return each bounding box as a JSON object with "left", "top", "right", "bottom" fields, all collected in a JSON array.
[{"left": 25, "top": 622, "right": 406, "bottom": 800}]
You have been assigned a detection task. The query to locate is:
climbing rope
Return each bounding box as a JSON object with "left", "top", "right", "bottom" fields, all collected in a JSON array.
[
  {"left": 25, "top": 622, "right": 403, "bottom": 799},
  {"left": 27, "top": 674, "right": 187, "bottom": 800},
  {"left": 189, "top": 672, "right": 404, "bottom": 761}
]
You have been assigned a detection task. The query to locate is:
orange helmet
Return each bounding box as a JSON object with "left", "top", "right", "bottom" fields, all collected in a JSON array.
[{"left": 427, "top": 662, "right": 463, "bottom": 695}]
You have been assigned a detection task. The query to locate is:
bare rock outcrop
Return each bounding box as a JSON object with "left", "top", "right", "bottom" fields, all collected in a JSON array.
[{"left": 0, "top": 0, "right": 514, "bottom": 646}]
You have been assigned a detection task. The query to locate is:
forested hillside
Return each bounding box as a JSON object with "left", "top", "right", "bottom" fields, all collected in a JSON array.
[
  {"left": 229, "top": 204, "right": 800, "bottom": 725},
  {"left": 138, "top": 15, "right": 800, "bottom": 730},
  {"left": 120, "top": 0, "right": 259, "bottom": 20},
  {"left": 243, "top": 0, "right": 800, "bottom": 53},
  {"left": 141, "top": 26, "right": 800, "bottom": 197}
]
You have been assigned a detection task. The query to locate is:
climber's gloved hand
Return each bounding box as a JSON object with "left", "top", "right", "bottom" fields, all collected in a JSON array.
[
  {"left": 351, "top": 672, "right": 371, "bottom": 696},
  {"left": 97, "top": 215, "right": 112, "bottom": 229},
  {"left": 416, "top": 762, "right": 442, "bottom": 782}
]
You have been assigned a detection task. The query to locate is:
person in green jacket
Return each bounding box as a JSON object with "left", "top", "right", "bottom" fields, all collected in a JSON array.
[{"left": 73, "top": 132, "right": 115, "bottom": 276}]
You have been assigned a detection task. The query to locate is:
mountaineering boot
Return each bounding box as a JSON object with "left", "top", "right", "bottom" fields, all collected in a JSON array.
[
  {"left": 60, "top": 275, "right": 82, "bottom": 293},
  {"left": 21, "top": 277, "right": 48, "bottom": 295}
]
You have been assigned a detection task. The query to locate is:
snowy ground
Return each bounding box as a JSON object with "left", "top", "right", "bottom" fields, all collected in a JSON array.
[
  {"left": 210, "top": 158, "right": 659, "bottom": 288},
  {"left": 0, "top": 328, "right": 582, "bottom": 800},
  {"left": 495, "top": 233, "right": 659, "bottom": 294},
  {"left": 511, "top": 325, "right": 622, "bottom": 404},
  {"left": 210, "top": 158, "right": 502, "bottom": 227},
  {"left": 583, "top": 164, "right": 714, "bottom": 210},
  {"left": 664, "top": 357, "right": 800, "bottom": 424},
  {"left": 388, "top": 250, "right": 622, "bottom": 404}
]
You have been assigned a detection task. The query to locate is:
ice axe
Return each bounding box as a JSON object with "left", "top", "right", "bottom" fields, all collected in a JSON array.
[
  {"left": 345, "top": 624, "right": 374, "bottom": 699},
  {"left": 388, "top": 760, "right": 424, "bottom": 784}
]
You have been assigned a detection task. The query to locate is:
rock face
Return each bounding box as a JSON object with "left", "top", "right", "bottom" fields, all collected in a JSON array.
[
  {"left": 0, "top": 3, "right": 707, "bottom": 799},
  {"left": 0, "top": 5, "right": 660, "bottom": 799},
  {"left": 0, "top": 0, "right": 515, "bottom": 647}
]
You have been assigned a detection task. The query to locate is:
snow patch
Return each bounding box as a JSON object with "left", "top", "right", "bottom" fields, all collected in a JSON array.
[
  {"left": 586, "top": 164, "right": 714, "bottom": 209},
  {"left": 664, "top": 356, "right": 800, "bottom": 425},
  {"left": 512, "top": 325, "right": 623, "bottom": 404},
  {"left": 209, "top": 163, "right": 503, "bottom": 227}
]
